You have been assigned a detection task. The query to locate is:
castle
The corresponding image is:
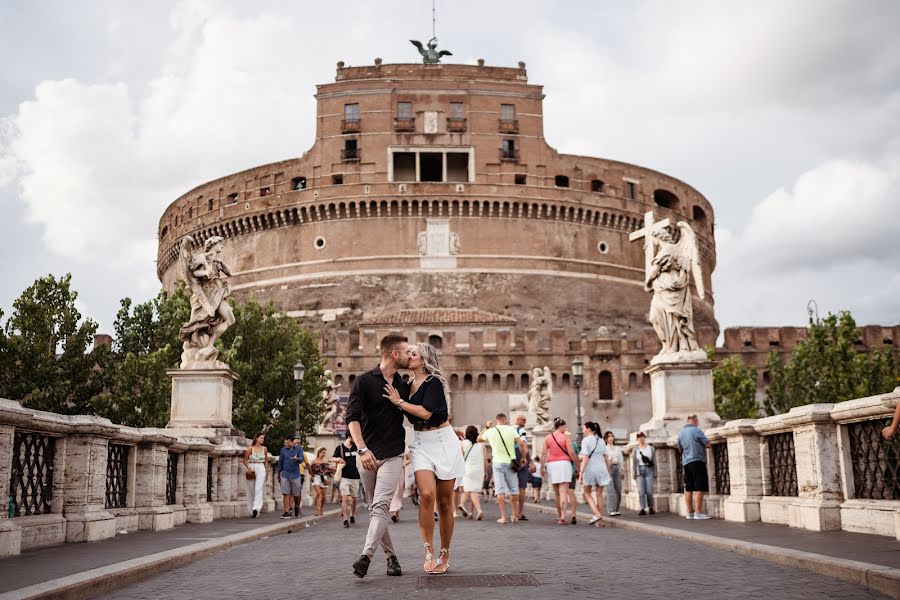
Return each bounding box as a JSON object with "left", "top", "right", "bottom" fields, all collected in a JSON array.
[{"left": 155, "top": 59, "right": 897, "bottom": 437}]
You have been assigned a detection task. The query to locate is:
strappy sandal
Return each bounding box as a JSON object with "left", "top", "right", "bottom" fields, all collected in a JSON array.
[
  {"left": 432, "top": 548, "right": 450, "bottom": 574},
  {"left": 475, "top": 511, "right": 483, "bottom": 520},
  {"left": 423, "top": 543, "right": 437, "bottom": 574}
]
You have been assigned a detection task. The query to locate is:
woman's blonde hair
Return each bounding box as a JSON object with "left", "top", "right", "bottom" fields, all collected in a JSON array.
[{"left": 417, "top": 342, "right": 451, "bottom": 403}]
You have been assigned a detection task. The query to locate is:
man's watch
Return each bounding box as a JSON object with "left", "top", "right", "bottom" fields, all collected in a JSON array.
[{"left": 357, "top": 447, "right": 369, "bottom": 456}]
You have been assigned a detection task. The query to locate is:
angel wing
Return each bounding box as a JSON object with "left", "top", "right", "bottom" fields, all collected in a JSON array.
[
  {"left": 438, "top": 50, "right": 453, "bottom": 58},
  {"left": 543, "top": 366, "right": 553, "bottom": 396},
  {"left": 676, "top": 222, "right": 705, "bottom": 299},
  {"left": 410, "top": 40, "right": 426, "bottom": 57}
]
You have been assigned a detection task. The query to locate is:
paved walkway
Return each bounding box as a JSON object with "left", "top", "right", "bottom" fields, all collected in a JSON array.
[{"left": 1, "top": 501, "right": 896, "bottom": 599}]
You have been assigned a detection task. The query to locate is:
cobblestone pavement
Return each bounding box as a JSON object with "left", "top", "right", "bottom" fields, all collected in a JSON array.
[{"left": 100, "top": 501, "right": 888, "bottom": 600}]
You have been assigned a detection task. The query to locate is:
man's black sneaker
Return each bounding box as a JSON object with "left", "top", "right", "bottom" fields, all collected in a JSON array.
[
  {"left": 649, "top": 508, "right": 656, "bottom": 515},
  {"left": 519, "top": 514, "right": 528, "bottom": 521},
  {"left": 349, "top": 515, "right": 355, "bottom": 524},
  {"left": 386, "top": 555, "right": 402, "bottom": 576},
  {"left": 639, "top": 509, "right": 647, "bottom": 516},
  {"left": 280, "top": 512, "right": 291, "bottom": 519},
  {"left": 293, "top": 506, "right": 300, "bottom": 517},
  {"left": 252, "top": 509, "right": 258, "bottom": 518},
  {"left": 353, "top": 555, "right": 371, "bottom": 578},
  {"left": 343, "top": 519, "right": 350, "bottom": 528},
  {"left": 570, "top": 517, "right": 576, "bottom": 525}
]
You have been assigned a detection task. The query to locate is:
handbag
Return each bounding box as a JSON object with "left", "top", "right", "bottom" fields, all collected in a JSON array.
[
  {"left": 245, "top": 468, "right": 256, "bottom": 480},
  {"left": 495, "top": 427, "right": 523, "bottom": 472}
]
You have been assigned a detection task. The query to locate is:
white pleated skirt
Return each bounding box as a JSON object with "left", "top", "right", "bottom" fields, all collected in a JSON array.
[
  {"left": 410, "top": 426, "right": 466, "bottom": 481},
  {"left": 546, "top": 460, "right": 573, "bottom": 485}
]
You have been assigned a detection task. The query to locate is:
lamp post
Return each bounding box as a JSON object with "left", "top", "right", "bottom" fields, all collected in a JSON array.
[
  {"left": 292, "top": 360, "right": 306, "bottom": 439},
  {"left": 571, "top": 356, "right": 584, "bottom": 445}
]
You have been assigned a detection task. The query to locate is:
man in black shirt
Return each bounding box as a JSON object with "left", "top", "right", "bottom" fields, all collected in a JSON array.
[
  {"left": 333, "top": 437, "right": 360, "bottom": 528},
  {"left": 347, "top": 334, "right": 411, "bottom": 578}
]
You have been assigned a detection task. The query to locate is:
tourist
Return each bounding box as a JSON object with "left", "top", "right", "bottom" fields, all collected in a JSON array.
[
  {"left": 482, "top": 458, "right": 493, "bottom": 502},
  {"left": 390, "top": 452, "right": 411, "bottom": 523},
  {"left": 309, "top": 447, "right": 334, "bottom": 516},
  {"left": 579, "top": 422, "right": 611, "bottom": 526},
  {"left": 530, "top": 457, "right": 543, "bottom": 502},
  {"left": 277, "top": 436, "right": 304, "bottom": 519},
  {"left": 293, "top": 436, "right": 309, "bottom": 515},
  {"left": 540, "top": 417, "right": 579, "bottom": 525},
  {"left": 883, "top": 403, "right": 900, "bottom": 440},
  {"left": 604, "top": 431, "right": 624, "bottom": 516},
  {"left": 458, "top": 425, "right": 486, "bottom": 520},
  {"left": 334, "top": 436, "right": 361, "bottom": 528},
  {"left": 346, "top": 334, "right": 410, "bottom": 579},
  {"left": 633, "top": 432, "right": 656, "bottom": 515},
  {"left": 478, "top": 413, "right": 528, "bottom": 524},
  {"left": 678, "top": 415, "right": 712, "bottom": 520},
  {"left": 514, "top": 414, "right": 530, "bottom": 521},
  {"left": 566, "top": 431, "right": 579, "bottom": 524},
  {"left": 242, "top": 432, "right": 268, "bottom": 518},
  {"left": 385, "top": 342, "right": 465, "bottom": 574}
]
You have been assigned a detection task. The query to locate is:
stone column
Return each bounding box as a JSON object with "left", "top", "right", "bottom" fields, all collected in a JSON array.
[
  {"left": 0, "top": 423, "right": 22, "bottom": 557},
  {"left": 213, "top": 451, "right": 235, "bottom": 519},
  {"left": 721, "top": 420, "right": 763, "bottom": 522},
  {"left": 786, "top": 404, "right": 842, "bottom": 531},
  {"left": 182, "top": 439, "right": 214, "bottom": 524},
  {"left": 60, "top": 419, "right": 119, "bottom": 543},
  {"left": 133, "top": 433, "right": 177, "bottom": 531}
]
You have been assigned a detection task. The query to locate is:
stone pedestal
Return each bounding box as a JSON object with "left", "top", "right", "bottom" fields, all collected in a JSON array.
[
  {"left": 182, "top": 444, "right": 215, "bottom": 524},
  {"left": 166, "top": 368, "right": 239, "bottom": 430},
  {"left": 61, "top": 427, "right": 118, "bottom": 543},
  {"left": 721, "top": 420, "right": 764, "bottom": 522},
  {"left": 134, "top": 435, "right": 176, "bottom": 531},
  {"left": 638, "top": 359, "right": 721, "bottom": 439}
]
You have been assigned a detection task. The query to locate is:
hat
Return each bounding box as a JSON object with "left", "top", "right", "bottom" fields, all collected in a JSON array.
[{"left": 636, "top": 431, "right": 646, "bottom": 438}]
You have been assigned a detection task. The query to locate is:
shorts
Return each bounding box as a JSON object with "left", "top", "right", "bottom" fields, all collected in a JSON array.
[
  {"left": 409, "top": 426, "right": 466, "bottom": 481},
  {"left": 279, "top": 475, "right": 302, "bottom": 496},
  {"left": 312, "top": 474, "right": 327, "bottom": 488},
  {"left": 339, "top": 477, "right": 360, "bottom": 497},
  {"left": 517, "top": 466, "right": 530, "bottom": 490},
  {"left": 492, "top": 462, "right": 519, "bottom": 496},
  {"left": 683, "top": 460, "right": 709, "bottom": 493},
  {"left": 531, "top": 476, "right": 543, "bottom": 489},
  {"left": 546, "top": 460, "right": 573, "bottom": 485}
]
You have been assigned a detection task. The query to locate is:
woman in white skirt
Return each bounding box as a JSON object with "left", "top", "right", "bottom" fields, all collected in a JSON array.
[
  {"left": 242, "top": 432, "right": 269, "bottom": 518},
  {"left": 540, "top": 417, "right": 580, "bottom": 525},
  {"left": 579, "top": 422, "right": 611, "bottom": 526},
  {"left": 384, "top": 342, "right": 465, "bottom": 575},
  {"left": 458, "top": 425, "right": 486, "bottom": 520}
]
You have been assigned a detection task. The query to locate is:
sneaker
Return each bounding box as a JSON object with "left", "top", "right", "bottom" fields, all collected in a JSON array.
[
  {"left": 353, "top": 555, "right": 371, "bottom": 578},
  {"left": 610, "top": 511, "right": 621, "bottom": 517},
  {"left": 343, "top": 519, "right": 350, "bottom": 528},
  {"left": 639, "top": 509, "right": 646, "bottom": 516},
  {"left": 294, "top": 506, "right": 300, "bottom": 517},
  {"left": 349, "top": 515, "right": 355, "bottom": 524},
  {"left": 519, "top": 514, "right": 528, "bottom": 521},
  {"left": 280, "top": 512, "right": 292, "bottom": 519},
  {"left": 457, "top": 505, "right": 469, "bottom": 518},
  {"left": 570, "top": 517, "right": 577, "bottom": 525},
  {"left": 386, "top": 555, "right": 402, "bottom": 577},
  {"left": 693, "top": 512, "right": 712, "bottom": 520},
  {"left": 686, "top": 512, "right": 695, "bottom": 519},
  {"left": 252, "top": 509, "right": 258, "bottom": 518},
  {"left": 648, "top": 508, "right": 655, "bottom": 515}
]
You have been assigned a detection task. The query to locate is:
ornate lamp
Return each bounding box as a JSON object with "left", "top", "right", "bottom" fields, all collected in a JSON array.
[
  {"left": 292, "top": 360, "right": 306, "bottom": 438},
  {"left": 571, "top": 357, "right": 584, "bottom": 444}
]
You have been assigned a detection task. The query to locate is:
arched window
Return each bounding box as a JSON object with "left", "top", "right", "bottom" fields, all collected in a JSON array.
[
  {"left": 464, "top": 374, "right": 473, "bottom": 390},
  {"left": 693, "top": 205, "right": 708, "bottom": 228},
  {"left": 520, "top": 373, "right": 530, "bottom": 389},
  {"left": 348, "top": 374, "right": 356, "bottom": 389},
  {"left": 477, "top": 374, "right": 487, "bottom": 390},
  {"left": 160, "top": 226, "right": 169, "bottom": 239},
  {"left": 628, "top": 372, "right": 638, "bottom": 389},
  {"left": 554, "top": 175, "right": 569, "bottom": 187},
  {"left": 598, "top": 371, "right": 613, "bottom": 399},
  {"left": 428, "top": 334, "right": 443, "bottom": 350},
  {"left": 561, "top": 373, "right": 571, "bottom": 389},
  {"left": 506, "top": 374, "right": 515, "bottom": 390},
  {"left": 492, "top": 374, "right": 501, "bottom": 390},
  {"left": 450, "top": 374, "right": 459, "bottom": 389},
  {"left": 653, "top": 189, "right": 680, "bottom": 211}
]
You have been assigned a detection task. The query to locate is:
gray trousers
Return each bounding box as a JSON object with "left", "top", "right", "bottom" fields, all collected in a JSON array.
[
  {"left": 637, "top": 465, "right": 654, "bottom": 510},
  {"left": 358, "top": 455, "right": 403, "bottom": 558},
  {"left": 606, "top": 464, "right": 622, "bottom": 513}
]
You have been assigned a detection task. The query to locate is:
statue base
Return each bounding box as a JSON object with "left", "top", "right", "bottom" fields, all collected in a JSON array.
[
  {"left": 166, "top": 368, "right": 239, "bottom": 430},
  {"left": 636, "top": 359, "right": 721, "bottom": 439}
]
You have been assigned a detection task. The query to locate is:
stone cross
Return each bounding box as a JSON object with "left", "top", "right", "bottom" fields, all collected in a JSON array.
[{"left": 628, "top": 211, "right": 671, "bottom": 277}]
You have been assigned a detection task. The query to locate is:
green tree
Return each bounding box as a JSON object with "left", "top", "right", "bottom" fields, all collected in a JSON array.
[
  {"left": 764, "top": 311, "right": 899, "bottom": 415},
  {"left": 0, "top": 274, "right": 109, "bottom": 413},
  {"left": 709, "top": 348, "right": 760, "bottom": 420},
  {"left": 220, "top": 297, "right": 326, "bottom": 454}
]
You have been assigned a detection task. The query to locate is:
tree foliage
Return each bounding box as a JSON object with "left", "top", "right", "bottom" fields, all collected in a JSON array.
[
  {"left": 764, "top": 311, "right": 899, "bottom": 415},
  {"left": 709, "top": 348, "right": 760, "bottom": 420}
]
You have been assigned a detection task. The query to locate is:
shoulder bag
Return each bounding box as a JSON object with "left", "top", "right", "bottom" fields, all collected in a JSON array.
[{"left": 495, "top": 427, "right": 523, "bottom": 472}]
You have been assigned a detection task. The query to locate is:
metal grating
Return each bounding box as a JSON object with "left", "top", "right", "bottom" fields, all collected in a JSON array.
[
  {"left": 206, "top": 456, "right": 214, "bottom": 502},
  {"left": 675, "top": 446, "right": 684, "bottom": 492},
  {"left": 166, "top": 452, "right": 178, "bottom": 505},
  {"left": 712, "top": 443, "right": 731, "bottom": 496},
  {"left": 848, "top": 417, "right": 899, "bottom": 500},
  {"left": 8, "top": 431, "right": 55, "bottom": 516},
  {"left": 105, "top": 443, "right": 129, "bottom": 508},
  {"left": 766, "top": 432, "right": 798, "bottom": 497},
  {"left": 416, "top": 575, "right": 542, "bottom": 590}
]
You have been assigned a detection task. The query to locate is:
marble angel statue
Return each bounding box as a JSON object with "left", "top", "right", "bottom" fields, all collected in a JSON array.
[
  {"left": 318, "top": 369, "right": 341, "bottom": 434},
  {"left": 410, "top": 38, "right": 452, "bottom": 64},
  {"left": 527, "top": 366, "right": 553, "bottom": 430}
]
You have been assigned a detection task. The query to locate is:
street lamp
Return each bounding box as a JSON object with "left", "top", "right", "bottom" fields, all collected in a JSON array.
[
  {"left": 292, "top": 360, "right": 306, "bottom": 438},
  {"left": 571, "top": 356, "right": 584, "bottom": 445}
]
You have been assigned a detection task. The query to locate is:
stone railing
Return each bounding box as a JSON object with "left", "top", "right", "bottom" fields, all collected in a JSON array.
[
  {"left": 622, "top": 388, "right": 900, "bottom": 538},
  {"left": 0, "top": 399, "right": 283, "bottom": 557}
]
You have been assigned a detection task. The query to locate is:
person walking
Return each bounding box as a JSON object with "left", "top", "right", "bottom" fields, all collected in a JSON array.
[
  {"left": 633, "top": 432, "right": 656, "bottom": 515},
  {"left": 385, "top": 342, "right": 466, "bottom": 574},
  {"left": 309, "top": 447, "right": 334, "bottom": 516},
  {"left": 458, "top": 426, "right": 486, "bottom": 520},
  {"left": 390, "top": 452, "right": 411, "bottom": 523},
  {"left": 530, "top": 457, "right": 543, "bottom": 502},
  {"left": 334, "top": 436, "right": 361, "bottom": 528},
  {"left": 579, "top": 422, "right": 611, "bottom": 526},
  {"left": 604, "top": 431, "right": 624, "bottom": 516},
  {"left": 540, "top": 417, "right": 579, "bottom": 525},
  {"left": 242, "top": 432, "right": 268, "bottom": 518},
  {"left": 276, "top": 436, "right": 305, "bottom": 519},
  {"left": 478, "top": 414, "right": 527, "bottom": 524},
  {"left": 677, "top": 415, "right": 712, "bottom": 520},
  {"left": 346, "top": 334, "right": 411, "bottom": 579},
  {"left": 514, "top": 414, "right": 530, "bottom": 521},
  {"left": 566, "top": 432, "right": 579, "bottom": 524}
]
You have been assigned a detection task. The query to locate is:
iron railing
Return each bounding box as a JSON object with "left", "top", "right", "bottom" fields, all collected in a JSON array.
[
  {"left": 9, "top": 431, "right": 55, "bottom": 517},
  {"left": 498, "top": 119, "right": 519, "bottom": 133},
  {"left": 712, "top": 443, "right": 731, "bottom": 495},
  {"left": 206, "top": 457, "right": 214, "bottom": 502},
  {"left": 447, "top": 117, "right": 467, "bottom": 132},
  {"left": 766, "top": 432, "right": 798, "bottom": 496},
  {"left": 848, "top": 417, "right": 899, "bottom": 500},
  {"left": 340, "top": 148, "right": 360, "bottom": 162},
  {"left": 105, "top": 443, "right": 129, "bottom": 509},
  {"left": 166, "top": 452, "right": 178, "bottom": 505},
  {"left": 499, "top": 147, "right": 519, "bottom": 162},
  {"left": 393, "top": 117, "right": 415, "bottom": 132},
  {"left": 340, "top": 118, "right": 360, "bottom": 133}
]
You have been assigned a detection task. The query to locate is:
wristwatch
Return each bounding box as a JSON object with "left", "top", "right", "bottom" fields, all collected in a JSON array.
[{"left": 358, "top": 447, "right": 369, "bottom": 456}]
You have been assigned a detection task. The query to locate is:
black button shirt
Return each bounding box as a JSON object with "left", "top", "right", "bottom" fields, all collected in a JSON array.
[
  {"left": 346, "top": 365, "right": 410, "bottom": 459},
  {"left": 406, "top": 376, "right": 449, "bottom": 430}
]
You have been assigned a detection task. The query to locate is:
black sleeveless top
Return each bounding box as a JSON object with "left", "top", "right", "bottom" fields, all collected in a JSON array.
[{"left": 405, "top": 376, "right": 449, "bottom": 430}]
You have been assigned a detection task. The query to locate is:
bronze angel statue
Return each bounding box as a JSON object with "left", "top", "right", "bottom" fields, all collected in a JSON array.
[
  {"left": 178, "top": 235, "right": 236, "bottom": 368},
  {"left": 645, "top": 222, "right": 705, "bottom": 358},
  {"left": 410, "top": 38, "right": 452, "bottom": 64}
]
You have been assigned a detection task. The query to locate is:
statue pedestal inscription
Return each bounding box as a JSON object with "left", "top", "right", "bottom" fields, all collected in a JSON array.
[
  {"left": 637, "top": 359, "right": 721, "bottom": 438},
  {"left": 166, "top": 368, "right": 239, "bottom": 430}
]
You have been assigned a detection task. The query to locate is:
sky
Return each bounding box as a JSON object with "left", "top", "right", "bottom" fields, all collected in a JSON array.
[{"left": 1, "top": 0, "right": 898, "bottom": 336}]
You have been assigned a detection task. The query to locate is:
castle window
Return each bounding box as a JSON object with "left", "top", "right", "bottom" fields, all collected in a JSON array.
[
  {"left": 160, "top": 226, "right": 169, "bottom": 239},
  {"left": 500, "top": 139, "right": 517, "bottom": 161},
  {"left": 313, "top": 236, "right": 326, "bottom": 249},
  {"left": 693, "top": 205, "right": 708, "bottom": 227},
  {"left": 342, "top": 139, "right": 359, "bottom": 161},
  {"left": 449, "top": 102, "right": 464, "bottom": 119},
  {"left": 420, "top": 153, "right": 443, "bottom": 182},
  {"left": 342, "top": 103, "right": 360, "bottom": 133},
  {"left": 628, "top": 372, "right": 638, "bottom": 389},
  {"left": 597, "top": 241, "right": 609, "bottom": 254},
  {"left": 448, "top": 102, "right": 466, "bottom": 132},
  {"left": 208, "top": 199, "right": 214, "bottom": 212},
  {"left": 743, "top": 340, "right": 752, "bottom": 347},
  {"left": 227, "top": 193, "right": 238, "bottom": 204},
  {"left": 188, "top": 207, "right": 193, "bottom": 218},
  {"left": 292, "top": 177, "right": 307, "bottom": 190},
  {"left": 499, "top": 104, "right": 518, "bottom": 133},
  {"left": 393, "top": 152, "right": 416, "bottom": 181},
  {"left": 769, "top": 340, "right": 780, "bottom": 347},
  {"left": 395, "top": 102, "right": 414, "bottom": 131},
  {"left": 515, "top": 174, "right": 527, "bottom": 185},
  {"left": 389, "top": 148, "right": 473, "bottom": 183},
  {"left": 625, "top": 181, "right": 636, "bottom": 200},
  {"left": 554, "top": 175, "right": 569, "bottom": 188},
  {"left": 446, "top": 153, "right": 468, "bottom": 182},
  {"left": 428, "top": 334, "right": 443, "bottom": 350},
  {"left": 598, "top": 371, "right": 613, "bottom": 399},
  {"left": 464, "top": 374, "right": 473, "bottom": 390},
  {"left": 260, "top": 186, "right": 271, "bottom": 196},
  {"left": 654, "top": 189, "right": 680, "bottom": 210},
  {"left": 492, "top": 374, "right": 501, "bottom": 390},
  {"left": 332, "top": 174, "right": 343, "bottom": 185},
  {"left": 591, "top": 179, "right": 604, "bottom": 192}
]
